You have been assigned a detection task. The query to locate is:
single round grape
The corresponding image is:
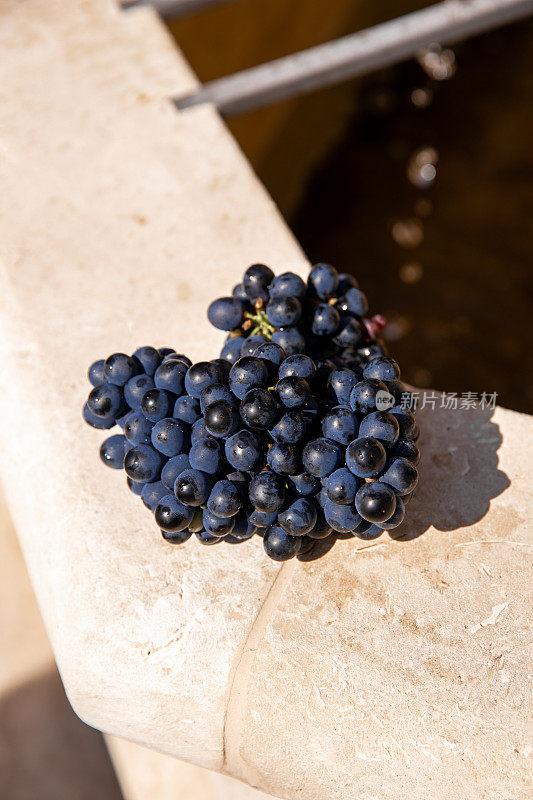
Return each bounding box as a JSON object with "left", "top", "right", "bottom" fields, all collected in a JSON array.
[
  {"left": 321, "top": 406, "right": 358, "bottom": 445},
  {"left": 249, "top": 508, "right": 278, "bottom": 528},
  {"left": 189, "top": 438, "right": 222, "bottom": 475},
  {"left": 324, "top": 468, "right": 360, "bottom": 505},
  {"left": 363, "top": 357, "right": 400, "bottom": 383},
  {"left": 207, "top": 296, "right": 245, "bottom": 331},
  {"left": 161, "top": 529, "right": 193, "bottom": 545},
  {"left": 308, "top": 262, "right": 339, "bottom": 299},
  {"left": 161, "top": 453, "right": 190, "bottom": 490},
  {"left": 350, "top": 379, "right": 390, "bottom": 414},
  {"left": 232, "top": 283, "right": 248, "bottom": 301},
  {"left": 155, "top": 494, "right": 194, "bottom": 532},
  {"left": 229, "top": 356, "right": 268, "bottom": 400},
  {"left": 127, "top": 476, "right": 144, "bottom": 496},
  {"left": 190, "top": 418, "right": 214, "bottom": 444},
  {"left": 200, "top": 383, "right": 235, "bottom": 414},
  {"left": 225, "top": 429, "right": 262, "bottom": 472},
  {"left": 140, "top": 388, "right": 173, "bottom": 422},
  {"left": 266, "top": 295, "right": 302, "bottom": 327},
  {"left": 271, "top": 327, "right": 306, "bottom": 356},
  {"left": 185, "top": 361, "right": 224, "bottom": 399},
  {"left": 240, "top": 335, "right": 267, "bottom": 358},
  {"left": 202, "top": 508, "right": 235, "bottom": 537},
  {"left": 337, "top": 288, "right": 369, "bottom": 317},
  {"left": 211, "top": 358, "right": 231, "bottom": 382},
  {"left": 324, "top": 499, "right": 363, "bottom": 533},
  {"left": 151, "top": 418, "right": 187, "bottom": 457},
  {"left": 254, "top": 342, "right": 286, "bottom": 380},
  {"left": 175, "top": 468, "right": 211, "bottom": 507},
  {"left": 221, "top": 335, "right": 244, "bottom": 365},
  {"left": 249, "top": 471, "right": 285, "bottom": 513},
  {"left": 99, "top": 434, "right": 127, "bottom": 469},
  {"left": 376, "top": 496, "right": 406, "bottom": 530},
  {"left": 389, "top": 439, "right": 420, "bottom": 465},
  {"left": 124, "top": 444, "right": 163, "bottom": 483},
  {"left": 302, "top": 438, "right": 343, "bottom": 478},
  {"left": 240, "top": 388, "right": 278, "bottom": 430},
  {"left": 380, "top": 458, "right": 418, "bottom": 495},
  {"left": 230, "top": 510, "right": 257, "bottom": 540},
  {"left": 346, "top": 436, "right": 386, "bottom": 478},
  {"left": 123, "top": 410, "right": 154, "bottom": 445},
  {"left": 263, "top": 526, "right": 301, "bottom": 561},
  {"left": 287, "top": 472, "right": 321, "bottom": 496},
  {"left": 267, "top": 443, "right": 300, "bottom": 475},
  {"left": 353, "top": 521, "right": 384, "bottom": 540},
  {"left": 312, "top": 303, "right": 340, "bottom": 336},
  {"left": 124, "top": 374, "right": 155, "bottom": 410},
  {"left": 387, "top": 405, "right": 417, "bottom": 439},
  {"left": 173, "top": 394, "right": 201, "bottom": 425},
  {"left": 104, "top": 353, "right": 140, "bottom": 386},
  {"left": 269, "top": 272, "right": 306, "bottom": 299},
  {"left": 307, "top": 507, "right": 333, "bottom": 539},
  {"left": 87, "top": 383, "right": 124, "bottom": 420},
  {"left": 133, "top": 346, "right": 162, "bottom": 377},
  {"left": 88, "top": 359, "right": 105, "bottom": 387},
  {"left": 82, "top": 402, "right": 115, "bottom": 430},
  {"left": 154, "top": 358, "right": 188, "bottom": 395},
  {"left": 277, "top": 498, "right": 317, "bottom": 536},
  {"left": 278, "top": 354, "right": 316, "bottom": 382},
  {"left": 269, "top": 410, "right": 306, "bottom": 444},
  {"left": 243, "top": 263, "right": 275, "bottom": 301},
  {"left": 207, "top": 480, "right": 243, "bottom": 518},
  {"left": 141, "top": 481, "right": 168, "bottom": 511},
  {"left": 328, "top": 368, "right": 360, "bottom": 406},
  {"left": 355, "top": 482, "right": 396, "bottom": 523},
  {"left": 276, "top": 376, "right": 311, "bottom": 409},
  {"left": 204, "top": 401, "right": 240, "bottom": 438},
  {"left": 358, "top": 411, "right": 400, "bottom": 448}
]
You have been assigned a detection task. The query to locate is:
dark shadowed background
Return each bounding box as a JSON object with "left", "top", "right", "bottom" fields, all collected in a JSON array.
[{"left": 169, "top": 3, "right": 533, "bottom": 413}]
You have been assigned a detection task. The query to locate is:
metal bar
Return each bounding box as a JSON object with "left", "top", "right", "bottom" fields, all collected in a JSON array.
[
  {"left": 122, "top": 0, "right": 233, "bottom": 19},
  {"left": 174, "top": 0, "right": 533, "bottom": 115}
]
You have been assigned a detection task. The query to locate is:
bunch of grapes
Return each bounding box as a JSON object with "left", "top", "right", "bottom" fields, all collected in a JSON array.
[
  {"left": 209, "top": 262, "right": 388, "bottom": 367},
  {"left": 83, "top": 264, "right": 419, "bottom": 561}
]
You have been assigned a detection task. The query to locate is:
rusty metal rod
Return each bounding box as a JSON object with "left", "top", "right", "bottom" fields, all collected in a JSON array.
[{"left": 173, "top": 0, "right": 533, "bottom": 115}]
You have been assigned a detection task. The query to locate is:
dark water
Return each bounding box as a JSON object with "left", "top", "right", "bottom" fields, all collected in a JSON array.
[{"left": 292, "top": 22, "right": 533, "bottom": 414}]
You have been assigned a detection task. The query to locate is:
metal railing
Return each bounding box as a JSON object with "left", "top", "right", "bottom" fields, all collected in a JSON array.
[{"left": 123, "top": 0, "right": 533, "bottom": 114}]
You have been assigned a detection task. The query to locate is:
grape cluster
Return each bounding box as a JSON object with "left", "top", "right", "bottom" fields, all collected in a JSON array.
[
  {"left": 209, "top": 262, "right": 388, "bottom": 367},
  {"left": 83, "top": 264, "right": 420, "bottom": 561}
]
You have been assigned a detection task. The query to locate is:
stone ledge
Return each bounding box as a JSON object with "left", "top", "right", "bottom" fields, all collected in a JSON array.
[{"left": 0, "top": 2, "right": 530, "bottom": 799}]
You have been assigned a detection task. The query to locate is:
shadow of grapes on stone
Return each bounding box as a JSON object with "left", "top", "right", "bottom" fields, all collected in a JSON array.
[{"left": 389, "top": 402, "right": 510, "bottom": 542}]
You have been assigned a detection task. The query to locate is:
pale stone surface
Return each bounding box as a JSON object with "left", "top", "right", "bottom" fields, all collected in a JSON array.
[
  {"left": 0, "top": 485, "right": 279, "bottom": 799},
  {"left": 0, "top": 3, "right": 531, "bottom": 800},
  {"left": 0, "top": 0, "right": 306, "bottom": 773},
  {"left": 229, "top": 404, "right": 532, "bottom": 799}
]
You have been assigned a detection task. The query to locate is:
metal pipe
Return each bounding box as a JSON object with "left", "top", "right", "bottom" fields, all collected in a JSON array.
[
  {"left": 173, "top": 0, "right": 533, "bottom": 115},
  {"left": 122, "top": 0, "right": 234, "bottom": 19}
]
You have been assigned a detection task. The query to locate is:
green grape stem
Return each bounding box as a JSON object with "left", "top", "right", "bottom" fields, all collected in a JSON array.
[{"left": 244, "top": 310, "right": 275, "bottom": 339}]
